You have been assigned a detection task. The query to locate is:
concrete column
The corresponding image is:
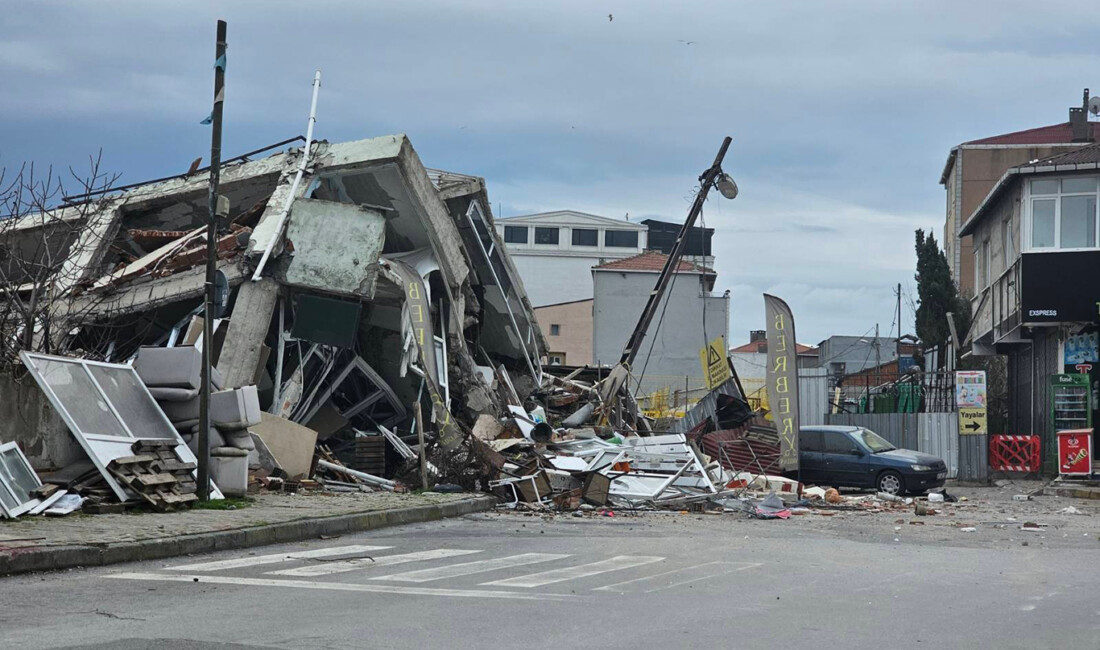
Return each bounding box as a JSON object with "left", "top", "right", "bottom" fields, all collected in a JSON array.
[{"left": 216, "top": 278, "right": 280, "bottom": 388}]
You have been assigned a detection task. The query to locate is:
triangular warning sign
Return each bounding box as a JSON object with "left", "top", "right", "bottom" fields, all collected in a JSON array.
[{"left": 707, "top": 345, "right": 722, "bottom": 367}]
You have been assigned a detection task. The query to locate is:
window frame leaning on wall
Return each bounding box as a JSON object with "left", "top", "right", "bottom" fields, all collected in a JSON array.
[
  {"left": 18, "top": 351, "right": 220, "bottom": 502},
  {"left": 0, "top": 441, "right": 43, "bottom": 518}
]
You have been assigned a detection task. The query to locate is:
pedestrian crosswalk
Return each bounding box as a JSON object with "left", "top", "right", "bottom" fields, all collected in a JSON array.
[
  {"left": 372, "top": 553, "right": 570, "bottom": 583},
  {"left": 480, "top": 555, "right": 663, "bottom": 588},
  {"left": 170, "top": 545, "right": 395, "bottom": 572},
  {"left": 106, "top": 544, "right": 761, "bottom": 600},
  {"left": 268, "top": 548, "right": 482, "bottom": 577}
]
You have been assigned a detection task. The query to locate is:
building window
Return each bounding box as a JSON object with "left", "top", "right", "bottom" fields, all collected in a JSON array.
[
  {"left": 974, "top": 238, "right": 991, "bottom": 289},
  {"left": 547, "top": 353, "right": 565, "bottom": 365},
  {"left": 571, "top": 228, "right": 598, "bottom": 246},
  {"left": 605, "top": 230, "right": 638, "bottom": 248},
  {"left": 1002, "top": 218, "right": 1014, "bottom": 263},
  {"left": 1027, "top": 176, "right": 1099, "bottom": 250},
  {"left": 503, "top": 226, "right": 528, "bottom": 244},
  {"left": 549, "top": 324, "right": 561, "bottom": 336},
  {"left": 534, "top": 227, "right": 559, "bottom": 245}
]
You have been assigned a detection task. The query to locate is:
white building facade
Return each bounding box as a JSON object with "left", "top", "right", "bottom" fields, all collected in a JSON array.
[{"left": 495, "top": 210, "right": 648, "bottom": 307}]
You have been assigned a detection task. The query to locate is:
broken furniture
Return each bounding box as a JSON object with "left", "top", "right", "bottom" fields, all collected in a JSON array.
[
  {"left": 210, "top": 446, "right": 250, "bottom": 497},
  {"left": 134, "top": 346, "right": 259, "bottom": 455}
]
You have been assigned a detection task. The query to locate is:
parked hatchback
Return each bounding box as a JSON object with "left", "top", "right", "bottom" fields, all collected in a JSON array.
[{"left": 786, "top": 425, "right": 947, "bottom": 495}]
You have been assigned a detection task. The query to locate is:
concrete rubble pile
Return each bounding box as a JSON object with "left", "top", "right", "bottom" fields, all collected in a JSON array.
[
  {"left": 476, "top": 370, "right": 781, "bottom": 513},
  {"left": 0, "top": 134, "right": 551, "bottom": 516}
]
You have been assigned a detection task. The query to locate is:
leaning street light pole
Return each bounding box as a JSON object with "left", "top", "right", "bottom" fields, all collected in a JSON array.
[
  {"left": 198, "top": 20, "right": 227, "bottom": 501},
  {"left": 618, "top": 136, "right": 735, "bottom": 368}
]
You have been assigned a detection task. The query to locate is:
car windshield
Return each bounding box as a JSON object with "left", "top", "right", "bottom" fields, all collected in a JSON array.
[{"left": 856, "top": 428, "right": 896, "bottom": 453}]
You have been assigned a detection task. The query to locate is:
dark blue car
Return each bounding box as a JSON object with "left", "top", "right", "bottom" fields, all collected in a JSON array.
[{"left": 786, "top": 425, "right": 947, "bottom": 495}]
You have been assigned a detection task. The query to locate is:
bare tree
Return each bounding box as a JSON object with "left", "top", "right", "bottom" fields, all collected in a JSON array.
[{"left": 0, "top": 153, "right": 120, "bottom": 368}]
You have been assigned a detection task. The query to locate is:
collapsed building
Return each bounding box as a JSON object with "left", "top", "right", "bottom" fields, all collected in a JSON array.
[
  {"left": 2, "top": 134, "right": 547, "bottom": 492},
  {"left": 3, "top": 131, "right": 785, "bottom": 519}
]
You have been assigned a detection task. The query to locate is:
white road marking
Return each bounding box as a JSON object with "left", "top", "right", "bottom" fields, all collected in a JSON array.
[
  {"left": 107, "top": 572, "right": 574, "bottom": 601},
  {"left": 267, "top": 548, "right": 481, "bottom": 577},
  {"left": 169, "top": 545, "right": 394, "bottom": 572},
  {"left": 593, "top": 561, "right": 762, "bottom": 593},
  {"left": 371, "top": 553, "right": 571, "bottom": 583},
  {"left": 481, "top": 555, "right": 664, "bottom": 588}
]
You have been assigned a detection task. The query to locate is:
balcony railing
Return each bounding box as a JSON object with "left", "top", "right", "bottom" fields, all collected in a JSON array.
[{"left": 991, "top": 257, "right": 1021, "bottom": 342}]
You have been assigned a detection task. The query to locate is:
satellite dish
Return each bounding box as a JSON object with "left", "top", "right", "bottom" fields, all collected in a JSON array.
[{"left": 1089, "top": 95, "right": 1100, "bottom": 116}]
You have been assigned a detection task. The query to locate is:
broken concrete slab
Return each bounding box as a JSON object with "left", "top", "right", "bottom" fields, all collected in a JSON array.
[
  {"left": 281, "top": 198, "right": 386, "bottom": 299},
  {"left": 216, "top": 277, "right": 279, "bottom": 389}
]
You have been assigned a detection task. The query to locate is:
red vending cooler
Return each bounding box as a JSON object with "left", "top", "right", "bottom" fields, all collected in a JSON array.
[{"left": 1056, "top": 429, "right": 1093, "bottom": 477}]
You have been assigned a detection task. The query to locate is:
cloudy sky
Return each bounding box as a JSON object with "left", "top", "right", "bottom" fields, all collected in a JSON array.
[{"left": 3, "top": 1, "right": 1099, "bottom": 345}]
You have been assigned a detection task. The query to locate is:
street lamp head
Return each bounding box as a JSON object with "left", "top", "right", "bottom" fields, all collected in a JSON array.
[{"left": 716, "top": 172, "right": 738, "bottom": 200}]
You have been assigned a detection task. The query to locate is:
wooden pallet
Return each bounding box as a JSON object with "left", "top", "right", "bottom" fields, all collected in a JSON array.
[
  {"left": 106, "top": 440, "right": 200, "bottom": 511},
  {"left": 350, "top": 436, "right": 386, "bottom": 475}
]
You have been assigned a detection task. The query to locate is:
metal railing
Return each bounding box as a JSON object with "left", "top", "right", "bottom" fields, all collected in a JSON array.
[{"left": 991, "top": 258, "right": 1021, "bottom": 342}]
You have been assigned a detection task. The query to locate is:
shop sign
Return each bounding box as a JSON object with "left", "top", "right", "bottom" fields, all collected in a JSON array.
[{"left": 956, "top": 370, "right": 987, "bottom": 436}]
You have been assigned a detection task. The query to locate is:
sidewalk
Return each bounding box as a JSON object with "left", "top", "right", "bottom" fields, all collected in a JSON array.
[{"left": 0, "top": 491, "right": 494, "bottom": 577}]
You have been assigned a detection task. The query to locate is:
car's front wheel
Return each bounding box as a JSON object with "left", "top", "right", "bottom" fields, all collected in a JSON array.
[{"left": 877, "top": 470, "right": 905, "bottom": 496}]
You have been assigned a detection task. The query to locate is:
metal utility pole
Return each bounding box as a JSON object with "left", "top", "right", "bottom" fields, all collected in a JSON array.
[
  {"left": 874, "top": 323, "right": 880, "bottom": 372},
  {"left": 896, "top": 282, "right": 902, "bottom": 360},
  {"left": 618, "top": 136, "right": 733, "bottom": 368},
  {"left": 198, "top": 20, "right": 227, "bottom": 501}
]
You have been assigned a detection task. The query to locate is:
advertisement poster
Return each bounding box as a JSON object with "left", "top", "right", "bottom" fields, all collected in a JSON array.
[
  {"left": 1057, "top": 430, "right": 1093, "bottom": 476},
  {"left": 1064, "top": 331, "right": 1099, "bottom": 365},
  {"left": 955, "top": 370, "right": 987, "bottom": 408}
]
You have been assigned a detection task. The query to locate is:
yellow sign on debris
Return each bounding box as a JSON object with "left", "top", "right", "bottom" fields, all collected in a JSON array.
[
  {"left": 958, "top": 407, "right": 987, "bottom": 435},
  {"left": 699, "top": 336, "right": 732, "bottom": 389}
]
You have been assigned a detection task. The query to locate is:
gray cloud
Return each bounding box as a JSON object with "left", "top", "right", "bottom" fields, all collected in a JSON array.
[{"left": 3, "top": 0, "right": 1098, "bottom": 344}]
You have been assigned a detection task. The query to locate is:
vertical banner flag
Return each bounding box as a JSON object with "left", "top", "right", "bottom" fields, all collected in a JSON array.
[{"left": 764, "top": 294, "right": 800, "bottom": 471}]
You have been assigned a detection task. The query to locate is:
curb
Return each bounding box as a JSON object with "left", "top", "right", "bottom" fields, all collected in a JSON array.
[
  {"left": 1044, "top": 487, "right": 1100, "bottom": 500},
  {"left": 0, "top": 495, "right": 497, "bottom": 577}
]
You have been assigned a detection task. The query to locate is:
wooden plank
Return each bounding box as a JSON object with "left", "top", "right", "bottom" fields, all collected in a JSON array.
[
  {"left": 150, "top": 460, "right": 197, "bottom": 473},
  {"left": 135, "top": 473, "right": 178, "bottom": 488},
  {"left": 109, "top": 455, "right": 157, "bottom": 466},
  {"left": 131, "top": 439, "right": 178, "bottom": 452}
]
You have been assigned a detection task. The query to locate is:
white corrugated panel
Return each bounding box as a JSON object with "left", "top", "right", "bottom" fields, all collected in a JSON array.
[
  {"left": 918, "top": 413, "right": 959, "bottom": 478},
  {"left": 798, "top": 368, "right": 829, "bottom": 426}
]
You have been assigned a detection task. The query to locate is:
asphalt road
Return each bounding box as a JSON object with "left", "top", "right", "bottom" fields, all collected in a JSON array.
[{"left": 2, "top": 510, "right": 1098, "bottom": 650}]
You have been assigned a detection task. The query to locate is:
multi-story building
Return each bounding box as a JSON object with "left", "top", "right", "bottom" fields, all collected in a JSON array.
[
  {"left": 494, "top": 210, "right": 647, "bottom": 307},
  {"left": 639, "top": 218, "right": 715, "bottom": 270},
  {"left": 534, "top": 299, "right": 592, "bottom": 366},
  {"left": 592, "top": 251, "right": 729, "bottom": 397},
  {"left": 816, "top": 335, "right": 900, "bottom": 378},
  {"left": 940, "top": 91, "right": 1098, "bottom": 296},
  {"left": 960, "top": 143, "right": 1100, "bottom": 473}
]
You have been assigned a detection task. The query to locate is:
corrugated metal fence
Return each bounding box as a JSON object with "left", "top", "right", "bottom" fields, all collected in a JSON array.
[
  {"left": 799, "top": 368, "right": 829, "bottom": 426},
  {"left": 824, "top": 412, "right": 959, "bottom": 478}
]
